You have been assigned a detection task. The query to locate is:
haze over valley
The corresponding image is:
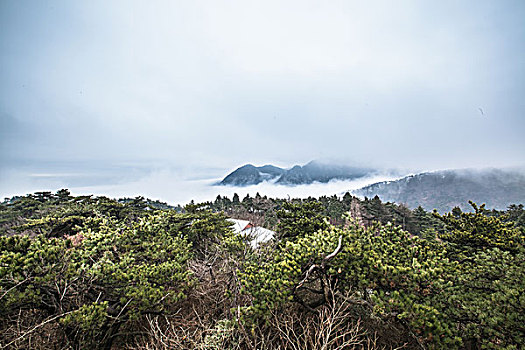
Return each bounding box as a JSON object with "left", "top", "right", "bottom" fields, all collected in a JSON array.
[
  {"left": 2, "top": 1, "right": 525, "bottom": 208},
  {"left": 3, "top": 158, "right": 523, "bottom": 215},
  {"left": 1, "top": 159, "right": 401, "bottom": 205}
]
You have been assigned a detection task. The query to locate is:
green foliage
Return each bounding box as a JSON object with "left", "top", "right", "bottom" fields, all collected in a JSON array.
[
  {"left": 241, "top": 205, "right": 525, "bottom": 349},
  {"left": 1, "top": 191, "right": 524, "bottom": 349},
  {"left": 60, "top": 301, "right": 110, "bottom": 345},
  {"left": 432, "top": 202, "right": 525, "bottom": 348},
  {"left": 0, "top": 192, "right": 238, "bottom": 349},
  {"left": 436, "top": 201, "right": 524, "bottom": 251},
  {"left": 505, "top": 204, "right": 525, "bottom": 227},
  {"left": 444, "top": 248, "right": 525, "bottom": 348},
  {"left": 276, "top": 201, "right": 329, "bottom": 241},
  {"left": 0, "top": 234, "right": 70, "bottom": 312},
  {"left": 74, "top": 213, "right": 193, "bottom": 313},
  {"left": 241, "top": 221, "right": 457, "bottom": 346}
]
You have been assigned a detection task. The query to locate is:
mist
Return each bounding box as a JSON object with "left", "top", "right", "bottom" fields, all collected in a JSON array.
[
  {"left": 1, "top": 162, "right": 404, "bottom": 205},
  {"left": 1, "top": 0, "right": 524, "bottom": 200}
]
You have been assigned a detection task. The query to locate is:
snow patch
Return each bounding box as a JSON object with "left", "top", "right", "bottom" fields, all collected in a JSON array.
[{"left": 228, "top": 219, "right": 275, "bottom": 248}]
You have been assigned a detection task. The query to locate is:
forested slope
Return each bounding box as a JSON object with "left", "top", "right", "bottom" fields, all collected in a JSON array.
[
  {"left": 1, "top": 190, "right": 523, "bottom": 349},
  {"left": 353, "top": 168, "right": 525, "bottom": 212}
]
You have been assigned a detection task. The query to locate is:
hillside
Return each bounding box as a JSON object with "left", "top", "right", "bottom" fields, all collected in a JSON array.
[
  {"left": 219, "top": 164, "right": 285, "bottom": 185},
  {"left": 1, "top": 190, "right": 523, "bottom": 349},
  {"left": 220, "top": 160, "right": 373, "bottom": 186},
  {"left": 353, "top": 168, "right": 525, "bottom": 212}
]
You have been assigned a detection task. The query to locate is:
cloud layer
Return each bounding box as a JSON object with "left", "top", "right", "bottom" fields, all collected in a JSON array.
[{"left": 1, "top": 0, "right": 524, "bottom": 198}]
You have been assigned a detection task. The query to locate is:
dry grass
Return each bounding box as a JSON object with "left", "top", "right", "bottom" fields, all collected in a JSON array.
[
  {"left": 1, "top": 257, "right": 413, "bottom": 350},
  {"left": 131, "top": 276, "right": 410, "bottom": 350}
]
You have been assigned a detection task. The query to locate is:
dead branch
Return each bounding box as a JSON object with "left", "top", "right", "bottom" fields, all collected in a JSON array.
[
  {"left": 0, "top": 277, "right": 31, "bottom": 301},
  {"left": 295, "top": 236, "right": 343, "bottom": 291},
  {"left": 323, "top": 235, "right": 342, "bottom": 262},
  {"left": 1, "top": 310, "right": 74, "bottom": 349}
]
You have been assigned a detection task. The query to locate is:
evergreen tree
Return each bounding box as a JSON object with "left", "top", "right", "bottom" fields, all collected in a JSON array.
[
  {"left": 276, "top": 201, "right": 328, "bottom": 241},
  {"left": 232, "top": 193, "right": 240, "bottom": 204}
]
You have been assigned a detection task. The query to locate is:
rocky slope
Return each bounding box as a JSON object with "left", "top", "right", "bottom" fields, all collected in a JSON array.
[{"left": 353, "top": 168, "right": 525, "bottom": 212}]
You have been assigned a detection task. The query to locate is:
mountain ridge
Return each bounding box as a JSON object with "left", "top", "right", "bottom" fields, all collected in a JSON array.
[
  {"left": 352, "top": 168, "right": 525, "bottom": 212},
  {"left": 219, "top": 164, "right": 286, "bottom": 186},
  {"left": 219, "top": 160, "right": 374, "bottom": 186}
]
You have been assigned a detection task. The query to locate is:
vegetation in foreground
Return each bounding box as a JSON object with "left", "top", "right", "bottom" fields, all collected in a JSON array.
[{"left": 0, "top": 190, "right": 524, "bottom": 349}]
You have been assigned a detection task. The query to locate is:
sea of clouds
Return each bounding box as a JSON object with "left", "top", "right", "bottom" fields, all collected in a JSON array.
[{"left": 1, "top": 165, "right": 402, "bottom": 205}]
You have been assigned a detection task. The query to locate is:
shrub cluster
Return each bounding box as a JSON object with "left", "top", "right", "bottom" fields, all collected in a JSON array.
[{"left": 0, "top": 191, "right": 523, "bottom": 349}]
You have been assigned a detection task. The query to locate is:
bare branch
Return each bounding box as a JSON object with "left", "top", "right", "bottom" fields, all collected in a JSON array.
[
  {"left": 0, "top": 278, "right": 31, "bottom": 301},
  {"left": 296, "top": 236, "right": 343, "bottom": 291},
  {"left": 1, "top": 310, "right": 74, "bottom": 349},
  {"left": 296, "top": 264, "right": 320, "bottom": 289},
  {"left": 324, "top": 236, "right": 343, "bottom": 262}
]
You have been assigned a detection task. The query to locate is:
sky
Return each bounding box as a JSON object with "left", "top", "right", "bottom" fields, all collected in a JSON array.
[{"left": 1, "top": 0, "right": 524, "bottom": 203}]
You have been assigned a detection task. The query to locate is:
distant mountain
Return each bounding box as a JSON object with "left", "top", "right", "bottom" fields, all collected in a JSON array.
[
  {"left": 220, "top": 164, "right": 285, "bottom": 186},
  {"left": 353, "top": 168, "right": 525, "bottom": 212},
  {"left": 219, "top": 161, "right": 373, "bottom": 186},
  {"left": 276, "top": 161, "right": 372, "bottom": 185}
]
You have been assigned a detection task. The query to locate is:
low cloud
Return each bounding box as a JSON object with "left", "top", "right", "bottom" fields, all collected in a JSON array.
[
  {"left": 1, "top": 1, "right": 524, "bottom": 198},
  {"left": 69, "top": 170, "right": 402, "bottom": 205}
]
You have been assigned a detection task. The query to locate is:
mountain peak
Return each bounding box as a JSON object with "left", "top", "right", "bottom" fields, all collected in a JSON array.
[
  {"left": 219, "top": 161, "right": 373, "bottom": 186},
  {"left": 219, "top": 164, "right": 285, "bottom": 186}
]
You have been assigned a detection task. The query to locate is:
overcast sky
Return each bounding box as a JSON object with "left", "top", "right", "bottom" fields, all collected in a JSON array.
[{"left": 1, "top": 0, "right": 525, "bottom": 197}]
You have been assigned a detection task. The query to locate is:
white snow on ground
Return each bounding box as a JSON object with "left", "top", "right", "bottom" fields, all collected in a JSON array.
[{"left": 227, "top": 219, "right": 275, "bottom": 248}]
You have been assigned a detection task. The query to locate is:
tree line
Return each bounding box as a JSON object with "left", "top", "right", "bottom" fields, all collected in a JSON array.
[{"left": 0, "top": 190, "right": 523, "bottom": 349}]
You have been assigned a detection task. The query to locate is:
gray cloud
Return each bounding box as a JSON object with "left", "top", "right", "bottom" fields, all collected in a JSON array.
[{"left": 1, "top": 0, "right": 524, "bottom": 198}]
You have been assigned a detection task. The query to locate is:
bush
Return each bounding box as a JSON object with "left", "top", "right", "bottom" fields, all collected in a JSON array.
[
  {"left": 0, "top": 207, "right": 217, "bottom": 349},
  {"left": 2, "top": 192, "right": 523, "bottom": 349},
  {"left": 241, "top": 208, "right": 525, "bottom": 349}
]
